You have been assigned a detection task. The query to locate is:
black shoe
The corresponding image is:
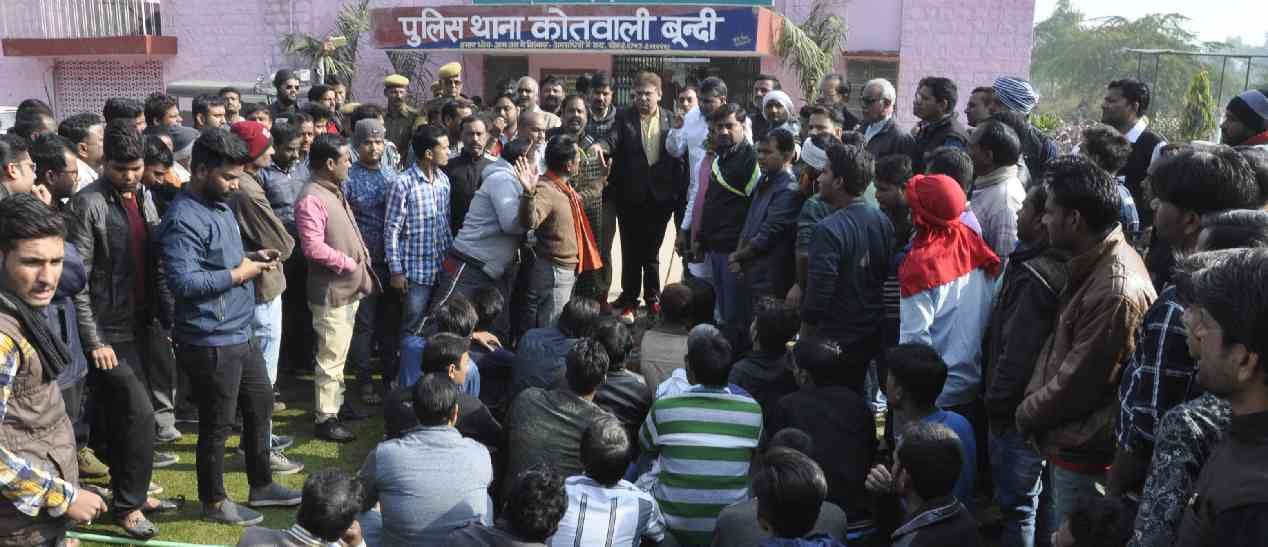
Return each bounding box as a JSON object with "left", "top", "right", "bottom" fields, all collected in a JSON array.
[
  {"left": 175, "top": 408, "right": 199, "bottom": 425},
  {"left": 338, "top": 404, "right": 370, "bottom": 422},
  {"left": 315, "top": 419, "right": 356, "bottom": 443}
]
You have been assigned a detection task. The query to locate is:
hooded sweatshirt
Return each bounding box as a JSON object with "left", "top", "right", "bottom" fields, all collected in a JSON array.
[{"left": 451, "top": 159, "right": 527, "bottom": 280}]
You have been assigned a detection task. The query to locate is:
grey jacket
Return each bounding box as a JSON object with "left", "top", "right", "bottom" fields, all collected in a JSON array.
[
  {"left": 67, "top": 177, "right": 170, "bottom": 350},
  {"left": 451, "top": 159, "right": 526, "bottom": 280}
]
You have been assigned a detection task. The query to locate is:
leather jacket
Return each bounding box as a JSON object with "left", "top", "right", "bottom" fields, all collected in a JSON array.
[
  {"left": 67, "top": 177, "right": 171, "bottom": 350},
  {"left": 1016, "top": 226, "right": 1155, "bottom": 463}
]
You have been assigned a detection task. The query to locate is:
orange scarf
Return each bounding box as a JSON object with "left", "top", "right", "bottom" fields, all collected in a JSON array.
[{"left": 547, "top": 171, "right": 603, "bottom": 273}]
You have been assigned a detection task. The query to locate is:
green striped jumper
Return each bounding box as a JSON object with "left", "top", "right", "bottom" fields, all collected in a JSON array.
[{"left": 638, "top": 386, "right": 763, "bottom": 546}]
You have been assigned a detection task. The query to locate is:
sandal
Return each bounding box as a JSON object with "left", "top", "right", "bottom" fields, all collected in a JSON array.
[
  {"left": 142, "top": 495, "right": 185, "bottom": 514},
  {"left": 115, "top": 512, "right": 158, "bottom": 540}
]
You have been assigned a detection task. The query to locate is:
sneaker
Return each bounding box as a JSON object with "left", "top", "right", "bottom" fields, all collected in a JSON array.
[
  {"left": 155, "top": 427, "right": 182, "bottom": 444},
  {"left": 273, "top": 400, "right": 287, "bottom": 412},
  {"left": 316, "top": 418, "right": 356, "bottom": 443},
  {"left": 153, "top": 451, "right": 179, "bottom": 468},
  {"left": 271, "top": 434, "right": 294, "bottom": 451},
  {"left": 77, "top": 447, "right": 109, "bottom": 478},
  {"left": 618, "top": 306, "right": 636, "bottom": 325},
  {"left": 247, "top": 482, "right": 302, "bottom": 507},
  {"left": 269, "top": 451, "right": 304, "bottom": 475},
  {"left": 148, "top": 482, "right": 164, "bottom": 496},
  {"left": 203, "top": 499, "right": 263, "bottom": 526}
]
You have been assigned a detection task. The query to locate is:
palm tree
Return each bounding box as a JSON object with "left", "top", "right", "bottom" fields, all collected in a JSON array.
[
  {"left": 774, "top": 0, "right": 847, "bottom": 104},
  {"left": 385, "top": 51, "right": 434, "bottom": 105},
  {"left": 280, "top": 0, "right": 371, "bottom": 99}
]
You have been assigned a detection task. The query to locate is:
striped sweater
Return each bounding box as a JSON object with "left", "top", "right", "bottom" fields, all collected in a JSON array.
[{"left": 638, "top": 386, "right": 763, "bottom": 546}]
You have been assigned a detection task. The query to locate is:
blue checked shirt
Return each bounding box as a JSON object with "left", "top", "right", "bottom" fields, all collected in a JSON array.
[
  {"left": 384, "top": 164, "right": 452, "bottom": 285},
  {"left": 1117, "top": 285, "right": 1200, "bottom": 455},
  {"left": 345, "top": 163, "right": 393, "bottom": 263}
]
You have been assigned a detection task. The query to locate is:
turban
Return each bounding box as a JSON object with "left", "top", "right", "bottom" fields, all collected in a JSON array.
[{"left": 993, "top": 77, "right": 1039, "bottom": 114}]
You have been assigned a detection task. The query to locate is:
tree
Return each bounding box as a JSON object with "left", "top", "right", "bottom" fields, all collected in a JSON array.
[
  {"left": 1179, "top": 71, "right": 1217, "bottom": 141},
  {"left": 1031, "top": 0, "right": 1216, "bottom": 126},
  {"left": 385, "top": 51, "right": 434, "bottom": 105},
  {"left": 280, "top": 0, "right": 371, "bottom": 99},
  {"left": 774, "top": 0, "right": 846, "bottom": 104}
]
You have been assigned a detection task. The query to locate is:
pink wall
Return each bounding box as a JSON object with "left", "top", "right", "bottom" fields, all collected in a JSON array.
[
  {"left": 894, "top": 0, "right": 1035, "bottom": 126},
  {"left": 0, "top": 56, "right": 53, "bottom": 107},
  {"left": 1, "top": 0, "right": 1034, "bottom": 130}
]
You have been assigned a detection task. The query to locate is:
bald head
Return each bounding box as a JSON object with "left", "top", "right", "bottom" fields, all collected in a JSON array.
[
  {"left": 518, "top": 110, "right": 547, "bottom": 145},
  {"left": 516, "top": 77, "right": 541, "bottom": 109}
]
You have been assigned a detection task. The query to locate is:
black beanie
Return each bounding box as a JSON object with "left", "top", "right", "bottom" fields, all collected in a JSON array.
[{"left": 1228, "top": 89, "right": 1268, "bottom": 134}]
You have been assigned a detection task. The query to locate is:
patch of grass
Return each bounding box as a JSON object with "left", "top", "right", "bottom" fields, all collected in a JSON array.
[{"left": 78, "top": 371, "right": 383, "bottom": 546}]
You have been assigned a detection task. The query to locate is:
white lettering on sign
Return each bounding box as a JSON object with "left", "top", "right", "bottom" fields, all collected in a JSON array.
[{"left": 397, "top": 7, "right": 725, "bottom": 49}]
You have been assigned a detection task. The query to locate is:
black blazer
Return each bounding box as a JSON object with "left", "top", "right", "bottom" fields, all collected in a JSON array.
[{"left": 603, "top": 106, "right": 686, "bottom": 205}]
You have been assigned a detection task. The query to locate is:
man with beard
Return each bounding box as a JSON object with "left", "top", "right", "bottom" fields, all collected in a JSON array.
[
  {"left": 515, "top": 76, "right": 562, "bottom": 130},
  {"left": 158, "top": 129, "right": 300, "bottom": 525},
  {"left": 1220, "top": 89, "right": 1268, "bottom": 148},
  {"left": 384, "top": 74, "right": 425, "bottom": 169},
  {"left": 219, "top": 87, "right": 244, "bottom": 125},
  {"left": 57, "top": 113, "right": 105, "bottom": 193},
  {"left": 540, "top": 75, "right": 566, "bottom": 116},
  {"left": 698, "top": 103, "right": 757, "bottom": 336},
  {"left": 445, "top": 115, "right": 497, "bottom": 235},
  {"left": 0, "top": 194, "right": 110, "bottom": 546},
  {"left": 550, "top": 95, "right": 611, "bottom": 305},
  {"left": 269, "top": 70, "right": 302, "bottom": 125},
  {"left": 441, "top": 98, "right": 476, "bottom": 160},
  {"left": 584, "top": 72, "right": 619, "bottom": 309},
  {"left": 749, "top": 74, "right": 780, "bottom": 139}
]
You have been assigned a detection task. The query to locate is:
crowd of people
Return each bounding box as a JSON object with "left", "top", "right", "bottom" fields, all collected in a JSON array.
[{"left": 1, "top": 57, "right": 1267, "bottom": 547}]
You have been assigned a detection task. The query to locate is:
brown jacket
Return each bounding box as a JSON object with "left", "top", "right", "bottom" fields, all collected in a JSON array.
[
  {"left": 0, "top": 313, "right": 77, "bottom": 546},
  {"left": 230, "top": 171, "right": 295, "bottom": 303},
  {"left": 1016, "top": 226, "right": 1155, "bottom": 463},
  {"left": 517, "top": 176, "right": 579, "bottom": 267},
  {"left": 296, "top": 176, "right": 378, "bottom": 307}
]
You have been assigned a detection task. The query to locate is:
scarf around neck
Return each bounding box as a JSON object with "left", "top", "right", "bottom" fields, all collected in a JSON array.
[
  {"left": 0, "top": 289, "right": 69, "bottom": 382},
  {"left": 546, "top": 171, "right": 603, "bottom": 273},
  {"left": 898, "top": 174, "right": 1001, "bottom": 297}
]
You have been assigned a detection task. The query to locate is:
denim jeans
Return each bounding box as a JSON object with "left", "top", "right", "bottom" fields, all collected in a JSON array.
[
  {"left": 401, "top": 283, "right": 434, "bottom": 338},
  {"left": 1048, "top": 465, "right": 1106, "bottom": 534},
  {"left": 175, "top": 340, "right": 274, "bottom": 504},
  {"left": 349, "top": 264, "right": 401, "bottom": 390},
  {"left": 990, "top": 424, "right": 1047, "bottom": 547},
  {"left": 521, "top": 258, "right": 576, "bottom": 333},
  {"left": 251, "top": 296, "right": 283, "bottom": 385},
  {"left": 88, "top": 341, "right": 155, "bottom": 515},
  {"left": 705, "top": 251, "right": 740, "bottom": 327}
]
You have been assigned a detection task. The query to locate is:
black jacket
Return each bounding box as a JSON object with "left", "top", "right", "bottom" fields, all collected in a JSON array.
[
  {"left": 768, "top": 385, "right": 876, "bottom": 517},
  {"left": 601, "top": 107, "right": 685, "bottom": 205},
  {"left": 912, "top": 114, "right": 970, "bottom": 171},
  {"left": 698, "top": 143, "right": 757, "bottom": 253},
  {"left": 982, "top": 243, "right": 1069, "bottom": 425},
  {"left": 594, "top": 370, "right": 652, "bottom": 451},
  {"left": 444, "top": 151, "right": 496, "bottom": 234},
  {"left": 66, "top": 178, "right": 170, "bottom": 350},
  {"left": 884, "top": 496, "right": 983, "bottom": 547},
  {"left": 863, "top": 117, "right": 916, "bottom": 161},
  {"left": 728, "top": 349, "right": 798, "bottom": 414}
]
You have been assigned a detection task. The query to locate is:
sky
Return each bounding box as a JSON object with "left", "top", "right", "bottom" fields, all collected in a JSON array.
[{"left": 1032, "top": 0, "right": 1266, "bottom": 47}]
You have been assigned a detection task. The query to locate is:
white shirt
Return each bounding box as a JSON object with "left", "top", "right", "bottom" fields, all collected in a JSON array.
[
  {"left": 1123, "top": 117, "right": 1167, "bottom": 166},
  {"left": 75, "top": 157, "right": 98, "bottom": 193},
  {"left": 899, "top": 268, "right": 996, "bottom": 408}
]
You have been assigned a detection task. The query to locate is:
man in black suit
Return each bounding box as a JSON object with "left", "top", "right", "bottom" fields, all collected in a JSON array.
[{"left": 600, "top": 72, "right": 685, "bottom": 322}]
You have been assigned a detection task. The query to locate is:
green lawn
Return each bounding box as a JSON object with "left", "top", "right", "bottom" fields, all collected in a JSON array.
[{"left": 76, "top": 372, "right": 383, "bottom": 546}]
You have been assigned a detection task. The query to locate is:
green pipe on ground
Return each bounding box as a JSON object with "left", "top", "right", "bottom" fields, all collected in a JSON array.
[{"left": 67, "top": 531, "right": 231, "bottom": 547}]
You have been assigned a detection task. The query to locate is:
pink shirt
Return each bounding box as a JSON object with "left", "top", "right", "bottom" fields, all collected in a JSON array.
[{"left": 295, "top": 195, "right": 356, "bottom": 274}]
